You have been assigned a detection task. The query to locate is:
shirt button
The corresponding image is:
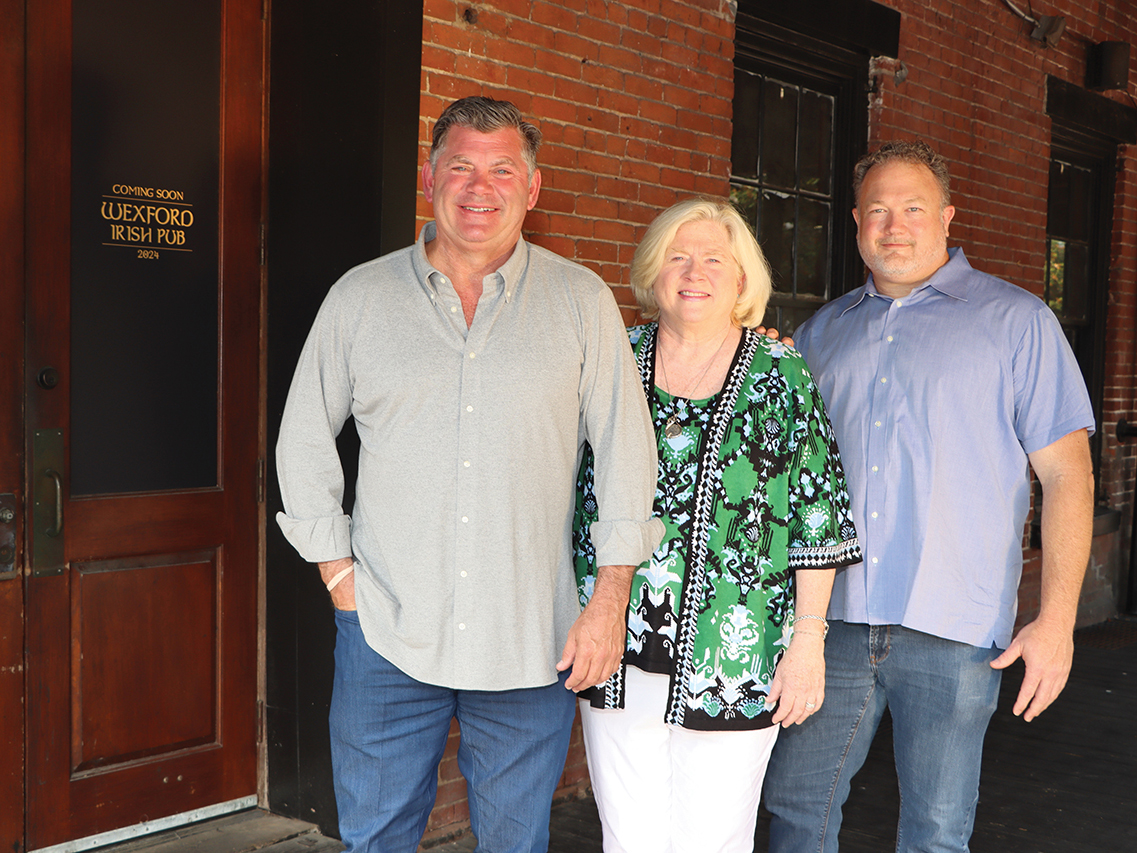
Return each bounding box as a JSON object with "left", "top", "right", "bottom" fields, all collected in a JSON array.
[
  {"left": 460, "top": 570, "right": 468, "bottom": 578},
  {"left": 450, "top": 305, "right": 457, "bottom": 313},
  {"left": 887, "top": 335, "right": 894, "bottom": 342},
  {"left": 463, "top": 460, "right": 471, "bottom": 467},
  {"left": 469, "top": 352, "right": 476, "bottom": 359},
  {"left": 872, "top": 465, "right": 879, "bottom": 472},
  {"left": 872, "top": 557, "right": 879, "bottom": 564},
  {"left": 466, "top": 405, "right": 473, "bottom": 412},
  {"left": 896, "top": 300, "right": 903, "bottom": 307},
  {"left": 880, "top": 378, "right": 887, "bottom": 384},
  {"left": 458, "top": 623, "right": 466, "bottom": 630},
  {"left": 875, "top": 421, "right": 882, "bottom": 427},
  {"left": 461, "top": 516, "right": 469, "bottom": 523}
]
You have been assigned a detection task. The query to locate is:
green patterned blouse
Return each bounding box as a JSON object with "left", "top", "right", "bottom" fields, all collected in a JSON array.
[{"left": 573, "top": 324, "right": 860, "bottom": 730}]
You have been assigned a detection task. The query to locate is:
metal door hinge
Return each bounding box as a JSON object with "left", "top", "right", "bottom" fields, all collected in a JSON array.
[{"left": 256, "top": 458, "right": 266, "bottom": 504}]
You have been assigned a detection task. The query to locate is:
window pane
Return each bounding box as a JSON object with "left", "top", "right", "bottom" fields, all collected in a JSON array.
[
  {"left": 760, "top": 190, "right": 794, "bottom": 291},
  {"left": 1064, "top": 241, "right": 1089, "bottom": 321},
  {"left": 799, "top": 91, "right": 834, "bottom": 195},
  {"left": 797, "top": 197, "right": 830, "bottom": 297},
  {"left": 1047, "top": 161, "right": 1071, "bottom": 237},
  {"left": 731, "top": 70, "right": 761, "bottom": 180},
  {"left": 760, "top": 79, "right": 798, "bottom": 190},
  {"left": 1065, "top": 166, "right": 1092, "bottom": 242},
  {"left": 1046, "top": 238, "right": 1065, "bottom": 315},
  {"left": 70, "top": 0, "right": 221, "bottom": 495},
  {"left": 730, "top": 185, "right": 759, "bottom": 232}
]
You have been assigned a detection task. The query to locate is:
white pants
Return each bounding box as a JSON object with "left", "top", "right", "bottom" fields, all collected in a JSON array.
[{"left": 580, "top": 667, "right": 779, "bottom": 853}]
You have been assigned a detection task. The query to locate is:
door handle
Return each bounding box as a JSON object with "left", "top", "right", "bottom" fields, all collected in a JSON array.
[
  {"left": 44, "top": 468, "right": 63, "bottom": 537},
  {"left": 32, "top": 429, "right": 65, "bottom": 577}
]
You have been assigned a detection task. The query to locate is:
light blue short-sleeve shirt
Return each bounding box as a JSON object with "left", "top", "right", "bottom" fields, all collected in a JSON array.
[{"left": 796, "top": 249, "right": 1094, "bottom": 649}]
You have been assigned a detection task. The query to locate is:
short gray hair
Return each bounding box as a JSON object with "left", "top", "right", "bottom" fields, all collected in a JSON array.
[
  {"left": 853, "top": 140, "right": 952, "bottom": 209},
  {"left": 430, "top": 96, "right": 542, "bottom": 177}
]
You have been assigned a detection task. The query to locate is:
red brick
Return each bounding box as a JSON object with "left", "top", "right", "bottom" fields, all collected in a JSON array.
[
  {"left": 597, "top": 43, "right": 643, "bottom": 73},
  {"left": 506, "top": 18, "right": 558, "bottom": 49},
  {"left": 625, "top": 74, "right": 665, "bottom": 101},
  {"left": 597, "top": 175, "right": 642, "bottom": 202},
  {"left": 554, "top": 76, "right": 599, "bottom": 107},
  {"left": 553, "top": 30, "right": 600, "bottom": 61},
  {"left": 596, "top": 88, "right": 641, "bottom": 119},
  {"left": 576, "top": 105, "right": 621, "bottom": 133},
  {"left": 507, "top": 65, "right": 558, "bottom": 97},
  {"left": 491, "top": 0, "right": 539, "bottom": 17},
  {"left": 455, "top": 55, "right": 508, "bottom": 85},
  {"left": 531, "top": 0, "right": 579, "bottom": 31},
  {"left": 421, "top": 0, "right": 455, "bottom": 19},
  {"left": 578, "top": 239, "right": 620, "bottom": 262}
]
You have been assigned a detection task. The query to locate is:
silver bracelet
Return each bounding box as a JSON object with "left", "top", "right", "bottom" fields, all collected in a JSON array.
[{"left": 793, "top": 613, "right": 829, "bottom": 638}]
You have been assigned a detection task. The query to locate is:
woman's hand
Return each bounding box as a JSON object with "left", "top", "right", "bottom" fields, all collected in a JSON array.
[{"left": 767, "top": 632, "right": 825, "bottom": 727}]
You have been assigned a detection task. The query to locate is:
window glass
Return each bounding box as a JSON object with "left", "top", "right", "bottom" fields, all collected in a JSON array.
[{"left": 730, "top": 68, "right": 840, "bottom": 334}]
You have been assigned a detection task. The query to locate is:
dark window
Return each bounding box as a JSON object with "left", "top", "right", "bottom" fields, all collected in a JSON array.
[{"left": 730, "top": 16, "right": 868, "bottom": 336}]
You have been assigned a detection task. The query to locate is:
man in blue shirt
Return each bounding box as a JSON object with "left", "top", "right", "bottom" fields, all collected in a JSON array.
[{"left": 764, "top": 141, "right": 1095, "bottom": 853}]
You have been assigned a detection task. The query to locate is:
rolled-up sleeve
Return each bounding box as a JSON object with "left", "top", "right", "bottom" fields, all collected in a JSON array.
[
  {"left": 579, "top": 288, "right": 665, "bottom": 567},
  {"left": 275, "top": 288, "right": 357, "bottom": 564}
]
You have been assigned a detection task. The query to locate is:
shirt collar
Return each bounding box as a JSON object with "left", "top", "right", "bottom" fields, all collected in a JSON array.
[
  {"left": 413, "top": 221, "right": 528, "bottom": 303},
  {"left": 840, "top": 247, "right": 971, "bottom": 315}
]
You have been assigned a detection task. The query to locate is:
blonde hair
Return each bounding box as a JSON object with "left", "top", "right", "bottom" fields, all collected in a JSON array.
[{"left": 630, "top": 198, "right": 772, "bottom": 328}]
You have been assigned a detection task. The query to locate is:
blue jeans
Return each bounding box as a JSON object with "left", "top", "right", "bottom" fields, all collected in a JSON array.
[
  {"left": 763, "top": 622, "right": 1002, "bottom": 853},
  {"left": 328, "top": 609, "right": 577, "bottom": 853}
]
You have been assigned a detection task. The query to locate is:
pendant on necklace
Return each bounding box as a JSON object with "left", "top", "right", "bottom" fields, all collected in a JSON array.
[{"left": 664, "top": 414, "right": 682, "bottom": 439}]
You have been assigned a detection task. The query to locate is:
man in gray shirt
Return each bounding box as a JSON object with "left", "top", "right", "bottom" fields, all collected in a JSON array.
[{"left": 276, "top": 96, "right": 662, "bottom": 853}]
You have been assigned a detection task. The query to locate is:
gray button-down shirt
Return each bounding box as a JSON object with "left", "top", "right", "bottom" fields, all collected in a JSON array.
[{"left": 277, "top": 223, "right": 663, "bottom": 690}]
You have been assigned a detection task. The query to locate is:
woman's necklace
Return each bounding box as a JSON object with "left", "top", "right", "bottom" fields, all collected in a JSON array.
[{"left": 657, "top": 329, "right": 731, "bottom": 439}]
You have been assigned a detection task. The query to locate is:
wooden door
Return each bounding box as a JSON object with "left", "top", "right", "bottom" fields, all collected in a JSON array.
[{"left": 16, "top": 1, "right": 264, "bottom": 848}]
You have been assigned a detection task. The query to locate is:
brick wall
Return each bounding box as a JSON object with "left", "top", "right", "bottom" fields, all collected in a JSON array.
[{"left": 409, "top": 0, "right": 1137, "bottom": 845}]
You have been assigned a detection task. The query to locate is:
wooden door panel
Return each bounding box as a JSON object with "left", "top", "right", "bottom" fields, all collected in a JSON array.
[
  {"left": 60, "top": 749, "right": 230, "bottom": 836},
  {"left": 73, "top": 553, "right": 219, "bottom": 770},
  {"left": 68, "top": 493, "right": 227, "bottom": 556}
]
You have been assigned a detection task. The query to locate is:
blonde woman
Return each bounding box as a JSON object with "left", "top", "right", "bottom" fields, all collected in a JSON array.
[{"left": 573, "top": 198, "right": 860, "bottom": 852}]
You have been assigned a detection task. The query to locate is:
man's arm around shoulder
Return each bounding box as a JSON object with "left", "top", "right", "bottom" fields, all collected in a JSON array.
[{"left": 991, "top": 428, "right": 1094, "bottom": 721}]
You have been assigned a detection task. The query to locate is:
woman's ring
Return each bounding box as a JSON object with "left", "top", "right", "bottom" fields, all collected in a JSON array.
[{"left": 804, "top": 702, "right": 817, "bottom": 710}]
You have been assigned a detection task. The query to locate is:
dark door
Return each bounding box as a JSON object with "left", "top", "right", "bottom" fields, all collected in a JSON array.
[{"left": 15, "top": 1, "right": 264, "bottom": 847}]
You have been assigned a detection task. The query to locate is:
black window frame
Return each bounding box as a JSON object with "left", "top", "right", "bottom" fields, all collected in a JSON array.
[
  {"left": 1045, "top": 74, "right": 1137, "bottom": 505},
  {"left": 1046, "top": 127, "right": 1115, "bottom": 503},
  {"left": 731, "top": 14, "right": 873, "bottom": 335}
]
